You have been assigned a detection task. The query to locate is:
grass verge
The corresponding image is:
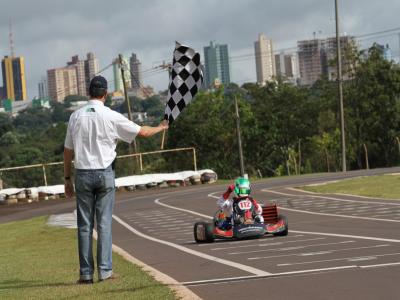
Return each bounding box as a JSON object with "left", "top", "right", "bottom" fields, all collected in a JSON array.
[
  {"left": 0, "top": 216, "right": 176, "bottom": 300},
  {"left": 301, "top": 174, "right": 400, "bottom": 199}
]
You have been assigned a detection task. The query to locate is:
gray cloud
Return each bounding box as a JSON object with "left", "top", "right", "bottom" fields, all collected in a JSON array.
[{"left": 0, "top": 0, "right": 399, "bottom": 99}]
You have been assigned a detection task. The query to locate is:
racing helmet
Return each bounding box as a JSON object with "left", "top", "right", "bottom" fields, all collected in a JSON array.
[{"left": 234, "top": 177, "right": 251, "bottom": 197}]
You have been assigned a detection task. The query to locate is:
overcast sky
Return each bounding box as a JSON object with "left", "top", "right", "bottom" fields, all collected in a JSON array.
[{"left": 0, "top": 0, "right": 399, "bottom": 99}]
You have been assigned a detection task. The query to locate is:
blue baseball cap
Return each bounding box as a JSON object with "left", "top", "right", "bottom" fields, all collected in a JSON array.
[{"left": 89, "top": 75, "right": 108, "bottom": 90}]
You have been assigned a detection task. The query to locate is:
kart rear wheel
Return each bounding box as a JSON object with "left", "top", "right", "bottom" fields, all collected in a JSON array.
[
  {"left": 194, "top": 222, "right": 214, "bottom": 243},
  {"left": 273, "top": 215, "right": 288, "bottom": 236}
]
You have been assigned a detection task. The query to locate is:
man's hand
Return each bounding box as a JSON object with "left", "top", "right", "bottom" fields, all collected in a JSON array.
[
  {"left": 159, "top": 120, "right": 169, "bottom": 130},
  {"left": 64, "top": 179, "right": 74, "bottom": 199}
]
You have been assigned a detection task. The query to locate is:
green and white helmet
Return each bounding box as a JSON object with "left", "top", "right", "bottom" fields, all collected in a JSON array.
[{"left": 234, "top": 177, "right": 251, "bottom": 197}]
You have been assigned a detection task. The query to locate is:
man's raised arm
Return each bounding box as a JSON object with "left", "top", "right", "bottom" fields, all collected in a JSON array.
[{"left": 137, "top": 120, "right": 169, "bottom": 137}]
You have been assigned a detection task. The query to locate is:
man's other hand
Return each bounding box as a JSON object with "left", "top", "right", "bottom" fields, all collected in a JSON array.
[{"left": 64, "top": 179, "right": 74, "bottom": 199}]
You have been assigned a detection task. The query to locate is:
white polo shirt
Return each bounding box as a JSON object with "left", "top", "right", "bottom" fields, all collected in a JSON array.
[{"left": 64, "top": 100, "right": 141, "bottom": 169}]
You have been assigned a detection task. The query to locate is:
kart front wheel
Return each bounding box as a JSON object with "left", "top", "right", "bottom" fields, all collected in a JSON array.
[
  {"left": 194, "top": 222, "right": 214, "bottom": 243},
  {"left": 273, "top": 215, "right": 288, "bottom": 236}
]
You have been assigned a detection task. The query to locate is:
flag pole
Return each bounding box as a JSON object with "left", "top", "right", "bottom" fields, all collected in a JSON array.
[{"left": 161, "top": 129, "right": 166, "bottom": 150}]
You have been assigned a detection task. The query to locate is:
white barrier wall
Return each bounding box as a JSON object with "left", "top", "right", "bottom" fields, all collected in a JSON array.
[{"left": 0, "top": 169, "right": 217, "bottom": 197}]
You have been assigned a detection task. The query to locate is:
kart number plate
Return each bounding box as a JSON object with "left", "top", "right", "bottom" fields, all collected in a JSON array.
[{"left": 238, "top": 200, "right": 252, "bottom": 210}]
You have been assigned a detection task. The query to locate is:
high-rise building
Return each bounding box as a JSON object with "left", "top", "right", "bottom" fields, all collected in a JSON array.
[
  {"left": 84, "top": 52, "right": 99, "bottom": 91},
  {"left": 297, "top": 36, "right": 357, "bottom": 85},
  {"left": 113, "top": 55, "right": 131, "bottom": 92},
  {"left": 325, "top": 36, "right": 357, "bottom": 81},
  {"left": 47, "top": 67, "right": 77, "bottom": 102},
  {"left": 130, "top": 53, "right": 142, "bottom": 90},
  {"left": 376, "top": 43, "right": 392, "bottom": 61},
  {"left": 38, "top": 77, "right": 48, "bottom": 99},
  {"left": 254, "top": 34, "right": 276, "bottom": 85},
  {"left": 203, "top": 41, "right": 230, "bottom": 88},
  {"left": 275, "top": 52, "right": 299, "bottom": 82},
  {"left": 1, "top": 56, "right": 27, "bottom": 101},
  {"left": 67, "top": 55, "right": 86, "bottom": 96},
  {"left": 297, "top": 39, "right": 327, "bottom": 86}
]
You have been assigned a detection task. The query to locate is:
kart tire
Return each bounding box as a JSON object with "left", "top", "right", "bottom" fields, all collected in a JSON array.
[
  {"left": 194, "top": 222, "right": 214, "bottom": 243},
  {"left": 273, "top": 215, "right": 288, "bottom": 236}
]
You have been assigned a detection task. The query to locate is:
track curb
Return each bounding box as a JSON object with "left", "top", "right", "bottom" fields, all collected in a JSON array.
[{"left": 92, "top": 230, "right": 202, "bottom": 300}]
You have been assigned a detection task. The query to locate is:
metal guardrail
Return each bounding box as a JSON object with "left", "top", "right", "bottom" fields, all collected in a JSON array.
[{"left": 0, "top": 147, "right": 197, "bottom": 186}]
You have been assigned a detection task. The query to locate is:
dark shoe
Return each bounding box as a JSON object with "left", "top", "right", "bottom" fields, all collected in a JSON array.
[
  {"left": 99, "top": 273, "right": 120, "bottom": 282},
  {"left": 76, "top": 279, "right": 93, "bottom": 285}
]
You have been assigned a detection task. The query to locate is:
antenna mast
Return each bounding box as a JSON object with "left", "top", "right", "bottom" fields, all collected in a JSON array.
[{"left": 9, "top": 19, "right": 15, "bottom": 57}]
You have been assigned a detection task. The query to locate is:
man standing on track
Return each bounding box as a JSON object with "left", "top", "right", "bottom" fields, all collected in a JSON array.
[{"left": 64, "top": 75, "right": 168, "bottom": 284}]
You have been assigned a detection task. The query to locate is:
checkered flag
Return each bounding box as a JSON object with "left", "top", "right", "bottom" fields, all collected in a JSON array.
[{"left": 164, "top": 42, "right": 203, "bottom": 124}]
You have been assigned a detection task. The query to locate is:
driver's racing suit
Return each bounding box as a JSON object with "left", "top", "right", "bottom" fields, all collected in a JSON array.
[{"left": 217, "top": 184, "right": 264, "bottom": 229}]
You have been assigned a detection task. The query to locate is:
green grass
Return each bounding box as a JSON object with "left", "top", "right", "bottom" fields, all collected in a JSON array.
[
  {"left": 301, "top": 174, "right": 400, "bottom": 199},
  {"left": 0, "top": 217, "right": 176, "bottom": 300}
]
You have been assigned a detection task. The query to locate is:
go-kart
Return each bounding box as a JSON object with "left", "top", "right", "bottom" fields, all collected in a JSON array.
[{"left": 194, "top": 198, "right": 288, "bottom": 243}]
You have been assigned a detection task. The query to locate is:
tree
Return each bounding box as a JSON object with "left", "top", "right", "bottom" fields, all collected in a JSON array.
[
  {"left": 13, "top": 107, "right": 52, "bottom": 130},
  {"left": 0, "top": 113, "right": 14, "bottom": 137},
  {"left": 346, "top": 44, "right": 400, "bottom": 168},
  {"left": 51, "top": 101, "right": 71, "bottom": 123},
  {"left": 166, "top": 87, "right": 257, "bottom": 177}
]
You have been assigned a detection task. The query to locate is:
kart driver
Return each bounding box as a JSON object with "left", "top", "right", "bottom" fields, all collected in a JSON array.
[{"left": 217, "top": 177, "right": 264, "bottom": 230}]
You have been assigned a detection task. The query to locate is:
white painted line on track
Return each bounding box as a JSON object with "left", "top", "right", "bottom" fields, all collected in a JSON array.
[
  {"left": 160, "top": 224, "right": 188, "bottom": 228},
  {"left": 155, "top": 199, "right": 211, "bottom": 219},
  {"left": 196, "top": 235, "right": 305, "bottom": 248},
  {"left": 210, "top": 238, "right": 326, "bottom": 251},
  {"left": 277, "top": 252, "right": 400, "bottom": 267},
  {"left": 181, "top": 265, "right": 358, "bottom": 286},
  {"left": 229, "top": 241, "right": 354, "bottom": 255},
  {"left": 113, "top": 212, "right": 271, "bottom": 276},
  {"left": 299, "top": 251, "right": 332, "bottom": 256},
  {"left": 279, "top": 206, "right": 400, "bottom": 223},
  {"left": 182, "top": 260, "right": 400, "bottom": 286},
  {"left": 287, "top": 187, "right": 400, "bottom": 202},
  {"left": 197, "top": 235, "right": 306, "bottom": 248},
  {"left": 360, "top": 262, "right": 400, "bottom": 269},
  {"left": 248, "top": 244, "right": 390, "bottom": 260},
  {"left": 348, "top": 256, "right": 376, "bottom": 262},
  {"left": 339, "top": 207, "right": 363, "bottom": 211},
  {"left": 265, "top": 188, "right": 400, "bottom": 206},
  {"left": 291, "top": 230, "right": 400, "bottom": 243}
]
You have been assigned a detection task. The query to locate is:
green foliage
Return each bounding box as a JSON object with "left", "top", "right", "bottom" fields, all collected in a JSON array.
[
  {"left": 111, "top": 95, "right": 165, "bottom": 125},
  {"left": 13, "top": 107, "right": 52, "bottom": 130},
  {"left": 0, "top": 113, "right": 13, "bottom": 136}
]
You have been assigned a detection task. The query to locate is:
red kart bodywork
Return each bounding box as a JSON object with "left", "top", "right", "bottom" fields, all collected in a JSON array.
[{"left": 262, "top": 204, "right": 288, "bottom": 235}]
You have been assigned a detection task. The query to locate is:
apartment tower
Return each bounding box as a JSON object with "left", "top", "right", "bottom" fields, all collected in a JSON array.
[
  {"left": 203, "top": 41, "right": 230, "bottom": 88},
  {"left": 254, "top": 33, "right": 276, "bottom": 85}
]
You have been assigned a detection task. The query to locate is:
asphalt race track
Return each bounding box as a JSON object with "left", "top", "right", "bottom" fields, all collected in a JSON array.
[{"left": 2, "top": 167, "right": 400, "bottom": 299}]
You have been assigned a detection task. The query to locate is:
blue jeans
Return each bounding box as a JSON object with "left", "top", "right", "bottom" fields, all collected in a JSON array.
[{"left": 75, "top": 165, "right": 115, "bottom": 280}]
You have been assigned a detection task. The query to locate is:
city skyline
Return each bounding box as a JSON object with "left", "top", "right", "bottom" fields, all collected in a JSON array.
[{"left": 0, "top": 0, "right": 399, "bottom": 99}]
